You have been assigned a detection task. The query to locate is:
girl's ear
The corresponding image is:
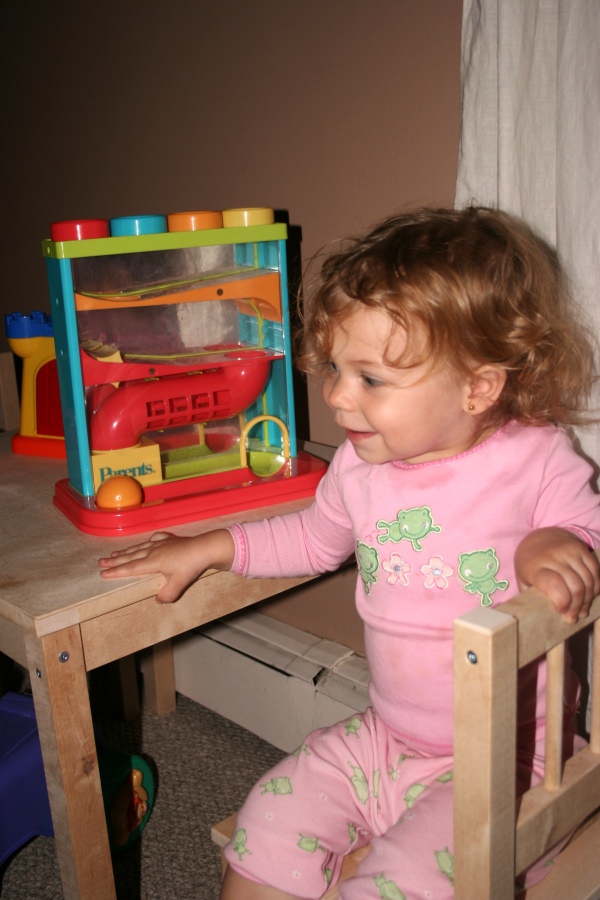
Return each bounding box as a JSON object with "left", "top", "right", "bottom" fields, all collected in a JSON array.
[{"left": 465, "top": 365, "right": 507, "bottom": 414}]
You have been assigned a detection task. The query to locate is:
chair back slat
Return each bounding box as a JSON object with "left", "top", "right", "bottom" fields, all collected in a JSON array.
[
  {"left": 544, "top": 641, "right": 566, "bottom": 790},
  {"left": 590, "top": 620, "right": 600, "bottom": 753}
]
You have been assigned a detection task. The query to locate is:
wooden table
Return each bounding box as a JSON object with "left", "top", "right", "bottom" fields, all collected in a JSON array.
[{"left": 0, "top": 431, "right": 315, "bottom": 899}]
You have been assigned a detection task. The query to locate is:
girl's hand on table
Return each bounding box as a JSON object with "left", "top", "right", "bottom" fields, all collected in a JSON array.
[{"left": 98, "top": 529, "right": 235, "bottom": 604}]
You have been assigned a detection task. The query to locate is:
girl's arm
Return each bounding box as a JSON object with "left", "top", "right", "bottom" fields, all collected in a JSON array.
[
  {"left": 99, "top": 444, "right": 355, "bottom": 604},
  {"left": 515, "top": 527, "right": 600, "bottom": 623},
  {"left": 98, "top": 529, "right": 235, "bottom": 604}
]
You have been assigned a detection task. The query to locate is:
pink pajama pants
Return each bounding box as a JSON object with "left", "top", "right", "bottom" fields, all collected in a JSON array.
[{"left": 223, "top": 707, "right": 580, "bottom": 899}]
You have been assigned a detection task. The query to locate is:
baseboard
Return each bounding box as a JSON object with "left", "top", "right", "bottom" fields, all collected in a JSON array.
[{"left": 172, "top": 611, "right": 370, "bottom": 752}]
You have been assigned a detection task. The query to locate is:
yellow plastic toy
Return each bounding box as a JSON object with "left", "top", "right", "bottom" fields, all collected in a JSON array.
[{"left": 5, "top": 311, "right": 66, "bottom": 458}]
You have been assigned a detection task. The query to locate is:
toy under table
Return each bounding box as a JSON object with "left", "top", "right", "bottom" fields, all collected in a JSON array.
[{"left": 0, "top": 692, "right": 154, "bottom": 867}]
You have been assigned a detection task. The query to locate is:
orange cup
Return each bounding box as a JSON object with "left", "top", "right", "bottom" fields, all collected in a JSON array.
[{"left": 167, "top": 211, "right": 223, "bottom": 231}]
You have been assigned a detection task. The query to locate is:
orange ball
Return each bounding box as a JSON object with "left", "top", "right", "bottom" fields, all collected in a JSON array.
[{"left": 96, "top": 475, "right": 144, "bottom": 510}]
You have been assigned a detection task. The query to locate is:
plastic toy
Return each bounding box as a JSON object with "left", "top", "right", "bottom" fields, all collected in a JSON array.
[
  {"left": 5, "top": 312, "right": 66, "bottom": 458},
  {"left": 99, "top": 750, "right": 154, "bottom": 853},
  {"left": 95, "top": 474, "right": 144, "bottom": 510},
  {"left": 42, "top": 207, "right": 327, "bottom": 535},
  {"left": 0, "top": 692, "right": 153, "bottom": 866}
]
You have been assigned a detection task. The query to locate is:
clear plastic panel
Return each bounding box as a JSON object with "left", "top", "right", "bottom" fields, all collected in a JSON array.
[
  {"left": 76, "top": 300, "right": 244, "bottom": 359},
  {"left": 71, "top": 244, "right": 240, "bottom": 301}
]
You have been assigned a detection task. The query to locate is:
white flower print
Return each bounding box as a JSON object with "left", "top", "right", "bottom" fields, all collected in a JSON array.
[
  {"left": 382, "top": 553, "right": 411, "bottom": 586},
  {"left": 420, "top": 555, "right": 453, "bottom": 589}
]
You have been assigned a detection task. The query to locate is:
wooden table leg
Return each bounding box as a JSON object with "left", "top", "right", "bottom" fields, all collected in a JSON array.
[
  {"left": 141, "top": 638, "right": 176, "bottom": 715},
  {"left": 25, "top": 624, "right": 117, "bottom": 900},
  {"left": 118, "top": 653, "right": 141, "bottom": 720}
]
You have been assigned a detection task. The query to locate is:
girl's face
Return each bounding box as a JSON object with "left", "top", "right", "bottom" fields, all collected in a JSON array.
[{"left": 322, "top": 307, "right": 481, "bottom": 465}]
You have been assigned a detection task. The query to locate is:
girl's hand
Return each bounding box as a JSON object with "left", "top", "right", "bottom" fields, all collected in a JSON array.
[
  {"left": 98, "top": 529, "right": 235, "bottom": 604},
  {"left": 515, "top": 527, "right": 600, "bottom": 624}
]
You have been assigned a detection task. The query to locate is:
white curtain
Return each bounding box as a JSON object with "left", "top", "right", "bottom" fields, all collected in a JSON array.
[{"left": 455, "top": 0, "right": 600, "bottom": 468}]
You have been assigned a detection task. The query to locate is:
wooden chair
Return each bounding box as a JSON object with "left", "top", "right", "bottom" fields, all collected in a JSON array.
[
  {"left": 454, "top": 583, "right": 600, "bottom": 899},
  {"left": 213, "top": 579, "right": 600, "bottom": 899}
]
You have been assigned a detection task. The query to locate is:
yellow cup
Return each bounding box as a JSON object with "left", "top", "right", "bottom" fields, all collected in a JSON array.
[{"left": 221, "top": 207, "right": 275, "bottom": 228}]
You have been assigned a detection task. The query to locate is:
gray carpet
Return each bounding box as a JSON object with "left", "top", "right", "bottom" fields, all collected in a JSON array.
[{"left": 0, "top": 688, "right": 285, "bottom": 900}]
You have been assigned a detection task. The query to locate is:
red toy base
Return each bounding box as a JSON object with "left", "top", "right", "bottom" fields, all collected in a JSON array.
[
  {"left": 53, "top": 451, "right": 327, "bottom": 536},
  {"left": 12, "top": 433, "right": 66, "bottom": 459}
]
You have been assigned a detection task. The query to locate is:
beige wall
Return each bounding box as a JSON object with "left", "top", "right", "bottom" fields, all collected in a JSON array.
[{"left": 1, "top": 1, "right": 462, "bottom": 653}]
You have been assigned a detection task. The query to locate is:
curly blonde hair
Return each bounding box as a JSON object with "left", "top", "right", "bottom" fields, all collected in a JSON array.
[{"left": 297, "top": 206, "right": 597, "bottom": 429}]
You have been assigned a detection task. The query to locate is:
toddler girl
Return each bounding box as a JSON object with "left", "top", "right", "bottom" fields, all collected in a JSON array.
[{"left": 99, "top": 207, "right": 600, "bottom": 899}]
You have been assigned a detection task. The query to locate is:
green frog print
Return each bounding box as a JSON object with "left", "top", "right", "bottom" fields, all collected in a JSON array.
[
  {"left": 436, "top": 770, "right": 453, "bottom": 783},
  {"left": 260, "top": 776, "right": 292, "bottom": 795},
  {"left": 458, "top": 548, "right": 508, "bottom": 606},
  {"left": 298, "top": 834, "right": 326, "bottom": 853},
  {"left": 377, "top": 507, "right": 441, "bottom": 551},
  {"left": 389, "top": 753, "right": 414, "bottom": 782},
  {"left": 356, "top": 541, "right": 379, "bottom": 594},
  {"left": 404, "top": 782, "right": 427, "bottom": 809},
  {"left": 373, "top": 873, "right": 406, "bottom": 900},
  {"left": 435, "top": 847, "right": 454, "bottom": 885},
  {"left": 348, "top": 763, "right": 369, "bottom": 804},
  {"left": 292, "top": 743, "right": 310, "bottom": 757},
  {"left": 345, "top": 716, "right": 363, "bottom": 738},
  {"left": 232, "top": 828, "right": 252, "bottom": 861}
]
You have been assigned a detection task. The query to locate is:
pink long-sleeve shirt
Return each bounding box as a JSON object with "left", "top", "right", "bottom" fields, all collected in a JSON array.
[{"left": 230, "top": 422, "right": 600, "bottom": 752}]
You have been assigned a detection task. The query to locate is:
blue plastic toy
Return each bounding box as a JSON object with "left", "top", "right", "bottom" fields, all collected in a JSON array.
[{"left": 0, "top": 692, "right": 154, "bottom": 866}]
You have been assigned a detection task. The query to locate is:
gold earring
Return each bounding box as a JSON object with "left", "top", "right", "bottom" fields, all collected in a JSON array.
[{"left": 469, "top": 404, "right": 475, "bottom": 411}]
